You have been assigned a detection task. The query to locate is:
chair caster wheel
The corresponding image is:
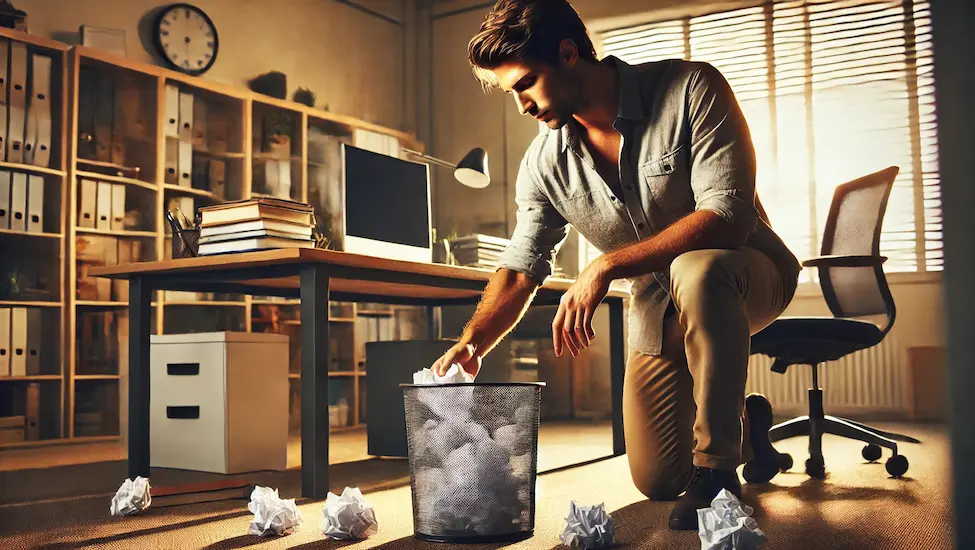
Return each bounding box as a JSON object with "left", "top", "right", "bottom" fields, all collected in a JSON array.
[
  {"left": 743, "top": 460, "right": 779, "bottom": 483},
  {"left": 886, "top": 454, "right": 909, "bottom": 477},
  {"left": 778, "top": 453, "right": 793, "bottom": 471},
  {"left": 862, "top": 444, "right": 882, "bottom": 462},
  {"left": 805, "top": 457, "right": 826, "bottom": 479}
]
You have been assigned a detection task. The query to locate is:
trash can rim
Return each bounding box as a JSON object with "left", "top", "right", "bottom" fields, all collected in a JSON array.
[{"left": 399, "top": 381, "right": 546, "bottom": 388}]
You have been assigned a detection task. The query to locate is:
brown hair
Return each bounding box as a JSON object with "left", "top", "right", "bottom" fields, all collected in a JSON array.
[{"left": 468, "top": 0, "right": 597, "bottom": 89}]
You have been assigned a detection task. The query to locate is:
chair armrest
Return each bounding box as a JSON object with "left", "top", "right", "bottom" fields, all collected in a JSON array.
[{"left": 801, "top": 254, "right": 888, "bottom": 268}]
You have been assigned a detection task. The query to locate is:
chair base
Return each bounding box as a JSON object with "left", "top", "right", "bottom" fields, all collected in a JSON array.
[{"left": 768, "top": 387, "right": 915, "bottom": 478}]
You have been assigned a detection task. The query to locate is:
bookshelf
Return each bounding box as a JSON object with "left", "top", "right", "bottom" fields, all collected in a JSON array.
[{"left": 0, "top": 31, "right": 429, "bottom": 448}]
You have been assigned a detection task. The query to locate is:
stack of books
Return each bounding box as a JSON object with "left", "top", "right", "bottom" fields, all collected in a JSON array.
[
  {"left": 450, "top": 233, "right": 510, "bottom": 269},
  {"left": 197, "top": 198, "right": 315, "bottom": 255}
]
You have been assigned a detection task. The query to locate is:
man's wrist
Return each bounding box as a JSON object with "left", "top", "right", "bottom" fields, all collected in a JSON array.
[{"left": 594, "top": 254, "right": 617, "bottom": 284}]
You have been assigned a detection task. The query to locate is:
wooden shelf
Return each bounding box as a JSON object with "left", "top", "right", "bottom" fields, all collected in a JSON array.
[
  {"left": 76, "top": 300, "right": 128, "bottom": 307},
  {"left": 75, "top": 374, "right": 120, "bottom": 380},
  {"left": 252, "top": 152, "right": 301, "bottom": 162},
  {"left": 75, "top": 227, "right": 157, "bottom": 238},
  {"left": 0, "top": 228, "right": 63, "bottom": 239},
  {"left": 76, "top": 158, "right": 143, "bottom": 176},
  {"left": 357, "top": 309, "right": 394, "bottom": 317},
  {"left": 189, "top": 145, "right": 246, "bottom": 160},
  {"left": 0, "top": 161, "right": 66, "bottom": 177},
  {"left": 163, "top": 300, "right": 247, "bottom": 307},
  {"left": 0, "top": 375, "right": 63, "bottom": 381},
  {"left": 75, "top": 170, "right": 156, "bottom": 191},
  {"left": 163, "top": 184, "right": 224, "bottom": 202},
  {"left": 252, "top": 298, "right": 301, "bottom": 306},
  {"left": 0, "top": 300, "right": 62, "bottom": 307}
]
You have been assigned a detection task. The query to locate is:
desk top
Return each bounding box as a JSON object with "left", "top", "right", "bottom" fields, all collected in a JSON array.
[{"left": 88, "top": 248, "right": 630, "bottom": 303}]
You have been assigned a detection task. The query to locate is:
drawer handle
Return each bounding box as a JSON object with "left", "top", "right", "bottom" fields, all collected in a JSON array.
[
  {"left": 167, "top": 363, "right": 200, "bottom": 376},
  {"left": 167, "top": 406, "right": 200, "bottom": 419}
]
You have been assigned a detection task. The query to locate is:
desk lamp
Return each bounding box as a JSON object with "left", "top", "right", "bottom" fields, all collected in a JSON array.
[{"left": 402, "top": 147, "right": 490, "bottom": 189}]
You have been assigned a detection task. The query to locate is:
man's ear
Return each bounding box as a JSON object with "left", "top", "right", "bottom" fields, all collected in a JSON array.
[{"left": 558, "top": 38, "right": 579, "bottom": 68}]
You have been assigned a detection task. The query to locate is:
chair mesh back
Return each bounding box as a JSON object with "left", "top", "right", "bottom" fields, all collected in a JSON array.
[{"left": 818, "top": 167, "right": 898, "bottom": 320}]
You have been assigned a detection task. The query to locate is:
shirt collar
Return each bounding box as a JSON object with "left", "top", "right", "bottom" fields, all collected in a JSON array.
[{"left": 560, "top": 55, "right": 645, "bottom": 153}]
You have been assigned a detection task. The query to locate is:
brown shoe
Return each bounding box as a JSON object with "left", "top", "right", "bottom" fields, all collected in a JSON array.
[{"left": 668, "top": 467, "right": 742, "bottom": 531}]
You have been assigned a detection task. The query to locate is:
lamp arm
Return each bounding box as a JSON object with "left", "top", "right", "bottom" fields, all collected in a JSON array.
[{"left": 402, "top": 148, "right": 458, "bottom": 170}]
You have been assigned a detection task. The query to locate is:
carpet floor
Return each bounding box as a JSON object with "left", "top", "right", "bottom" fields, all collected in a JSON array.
[{"left": 0, "top": 423, "right": 952, "bottom": 549}]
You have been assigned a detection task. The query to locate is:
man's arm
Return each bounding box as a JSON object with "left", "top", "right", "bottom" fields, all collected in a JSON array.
[{"left": 460, "top": 268, "right": 539, "bottom": 357}]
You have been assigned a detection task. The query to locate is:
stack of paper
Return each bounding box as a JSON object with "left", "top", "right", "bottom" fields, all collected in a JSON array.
[
  {"left": 197, "top": 198, "right": 315, "bottom": 255},
  {"left": 450, "top": 234, "right": 510, "bottom": 269}
]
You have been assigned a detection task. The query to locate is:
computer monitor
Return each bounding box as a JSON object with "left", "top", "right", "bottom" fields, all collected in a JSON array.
[{"left": 342, "top": 143, "right": 432, "bottom": 263}]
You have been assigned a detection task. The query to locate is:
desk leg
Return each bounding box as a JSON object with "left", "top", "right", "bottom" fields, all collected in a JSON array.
[
  {"left": 609, "top": 298, "right": 626, "bottom": 457},
  {"left": 128, "top": 275, "right": 152, "bottom": 479},
  {"left": 300, "top": 264, "right": 330, "bottom": 499}
]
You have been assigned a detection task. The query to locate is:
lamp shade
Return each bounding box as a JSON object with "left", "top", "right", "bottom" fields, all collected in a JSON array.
[{"left": 453, "top": 147, "right": 490, "bottom": 189}]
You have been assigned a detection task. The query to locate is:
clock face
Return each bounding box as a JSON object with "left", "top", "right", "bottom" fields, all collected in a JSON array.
[{"left": 154, "top": 4, "right": 218, "bottom": 75}]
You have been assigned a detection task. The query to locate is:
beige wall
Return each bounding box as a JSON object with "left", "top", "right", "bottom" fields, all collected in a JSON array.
[{"left": 28, "top": 0, "right": 417, "bottom": 132}]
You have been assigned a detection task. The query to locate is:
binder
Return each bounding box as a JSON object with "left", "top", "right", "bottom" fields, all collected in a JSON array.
[
  {"left": 0, "top": 39, "right": 9, "bottom": 162},
  {"left": 165, "top": 142, "right": 178, "bottom": 185},
  {"left": 9, "top": 172, "right": 26, "bottom": 231},
  {"left": 165, "top": 85, "right": 179, "bottom": 138},
  {"left": 0, "top": 307, "right": 9, "bottom": 377},
  {"left": 96, "top": 180, "right": 112, "bottom": 230},
  {"left": 192, "top": 97, "right": 206, "bottom": 146},
  {"left": 178, "top": 91, "right": 193, "bottom": 142},
  {"left": 25, "top": 382, "right": 39, "bottom": 440},
  {"left": 78, "top": 68, "right": 97, "bottom": 159},
  {"left": 26, "top": 174, "right": 42, "bottom": 233},
  {"left": 25, "top": 308, "right": 40, "bottom": 375},
  {"left": 209, "top": 160, "right": 226, "bottom": 200},
  {"left": 110, "top": 183, "right": 125, "bottom": 230},
  {"left": 7, "top": 42, "right": 26, "bottom": 163},
  {"left": 78, "top": 178, "right": 97, "bottom": 228},
  {"left": 178, "top": 140, "right": 192, "bottom": 187},
  {"left": 28, "top": 54, "right": 52, "bottom": 167},
  {"left": 10, "top": 307, "right": 25, "bottom": 376},
  {"left": 0, "top": 170, "right": 10, "bottom": 228}
]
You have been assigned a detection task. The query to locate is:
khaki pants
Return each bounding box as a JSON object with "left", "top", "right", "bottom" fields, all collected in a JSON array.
[{"left": 623, "top": 247, "right": 797, "bottom": 500}]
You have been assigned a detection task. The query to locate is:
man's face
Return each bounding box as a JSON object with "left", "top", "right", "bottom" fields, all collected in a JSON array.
[{"left": 492, "top": 56, "right": 581, "bottom": 130}]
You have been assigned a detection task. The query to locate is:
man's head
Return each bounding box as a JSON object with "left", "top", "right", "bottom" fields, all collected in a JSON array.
[{"left": 468, "top": 0, "right": 597, "bottom": 129}]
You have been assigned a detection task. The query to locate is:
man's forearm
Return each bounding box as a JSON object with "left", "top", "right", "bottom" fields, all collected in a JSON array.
[
  {"left": 601, "top": 210, "right": 749, "bottom": 281},
  {"left": 461, "top": 268, "right": 539, "bottom": 357}
]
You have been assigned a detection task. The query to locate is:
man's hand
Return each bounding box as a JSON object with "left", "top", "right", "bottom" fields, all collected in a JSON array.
[
  {"left": 432, "top": 340, "right": 482, "bottom": 378},
  {"left": 553, "top": 258, "right": 612, "bottom": 357}
]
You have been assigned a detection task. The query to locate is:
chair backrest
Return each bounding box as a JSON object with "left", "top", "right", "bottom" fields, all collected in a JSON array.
[{"left": 818, "top": 166, "right": 899, "bottom": 334}]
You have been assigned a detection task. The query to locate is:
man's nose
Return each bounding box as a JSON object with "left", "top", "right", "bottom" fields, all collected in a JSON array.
[{"left": 514, "top": 94, "right": 533, "bottom": 116}]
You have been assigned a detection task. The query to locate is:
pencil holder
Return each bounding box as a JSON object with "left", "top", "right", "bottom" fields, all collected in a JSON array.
[{"left": 172, "top": 229, "right": 200, "bottom": 258}]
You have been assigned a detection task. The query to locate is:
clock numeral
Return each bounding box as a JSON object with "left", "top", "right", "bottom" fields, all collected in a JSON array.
[
  {"left": 184, "top": 9, "right": 191, "bottom": 18},
  {"left": 161, "top": 18, "right": 171, "bottom": 26},
  {"left": 160, "top": 30, "right": 169, "bottom": 37},
  {"left": 197, "top": 60, "right": 204, "bottom": 66},
  {"left": 205, "top": 31, "right": 213, "bottom": 38},
  {"left": 182, "top": 60, "right": 190, "bottom": 69},
  {"left": 207, "top": 42, "right": 214, "bottom": 48}
]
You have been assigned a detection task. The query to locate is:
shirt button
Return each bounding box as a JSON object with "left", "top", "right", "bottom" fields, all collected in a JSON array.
[{"left": 637, "top": 222, "right": 645, "bottom": 229}]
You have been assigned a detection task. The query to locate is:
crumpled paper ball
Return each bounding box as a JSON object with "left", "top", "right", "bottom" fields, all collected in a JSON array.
[
  {"left": 248, "top": 486, "right": 303, "bottom": 537},
  {"left": 413, "top": 363, "right": 474, "bottom": 384},
  {"left": 697, "top": 489, "right": 767, "bottom": 550},
  {"left": 110, "top": 476, "right": 152, "bottom": 517},
  {"left": 559, "top": 501, "right": 616, "bottom": 549},
  {"left": 321, "top": 486, "right": 380, "bottom": 540}
]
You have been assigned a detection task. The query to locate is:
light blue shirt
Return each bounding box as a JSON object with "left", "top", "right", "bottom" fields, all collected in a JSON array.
[{"left": 498, "top": 57, "right": 800, "bottom": 355}]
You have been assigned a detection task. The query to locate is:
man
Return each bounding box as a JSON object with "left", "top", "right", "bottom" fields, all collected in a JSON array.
[{"left": 431, "top": 0, "right": 801, "bottom": 530}]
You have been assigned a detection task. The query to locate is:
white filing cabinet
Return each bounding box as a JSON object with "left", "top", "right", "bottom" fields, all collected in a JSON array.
[{"left": 150, "top": 331, "right": 289, "bottom": 474}]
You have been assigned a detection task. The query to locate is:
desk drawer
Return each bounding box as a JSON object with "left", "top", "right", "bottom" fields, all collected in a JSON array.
[{"left": 150, "top": 342, "right": 226, "bottom": 402}]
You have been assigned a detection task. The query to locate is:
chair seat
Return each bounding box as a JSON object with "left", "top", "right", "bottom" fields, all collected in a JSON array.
[{"left": 751, "top": 317, "right": 884, "bottom": 362}]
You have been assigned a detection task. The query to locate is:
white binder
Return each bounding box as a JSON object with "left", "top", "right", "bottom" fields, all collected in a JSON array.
[
  {"left": 0, "top": 39, "right": 9, "bottom": 162},
  {"left": 0, "top": 307, "right": 9, "bottom": 376},
  {"left": 96, "top": 181, "right": 112, "bottom": 230},
  {"left": 78, "top": 178, "right": 97, "bottom": 228},
  {"left": 164, "top": 84, "right": 179, "bottom": 138},
  {"left": 26, "top": 174, "right": 42, "bottom": 233},
  {"left": 192, "top": 97, "right": 206, "bottom": 146},
  {"left": 25, "top": 308, "right": 40, "bottom": 375},
  {"left": 9, "top": 172, "right": 26, "bottom": 231},
  {"left": 10, "top": 307, "right": 26, "bottom": 377},
  {"left": 111, "top": 183, "right": 126, "bottom": 230},
  {"left": 178, "top": 91, "right": 193, "bottom": 142},
  {"left": 178, "top": 140, "right": 192, "bottom": 187},
  {"left": 8, "top": 42, "right": 26, "bottom": 163},
  {"left": 28, "top": 54, "right": 53, "bottom": 167},
  {"left": 0, "top": 170, "right": 10, "bottom": 228}
]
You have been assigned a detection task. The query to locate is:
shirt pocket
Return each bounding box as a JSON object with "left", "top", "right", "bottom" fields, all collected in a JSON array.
[{"left": 641, "top": 146, "right": 693, "bottom": 218}]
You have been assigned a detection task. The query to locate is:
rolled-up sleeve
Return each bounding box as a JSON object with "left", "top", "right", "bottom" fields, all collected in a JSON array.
[
  {"left": 687, "top": 63, "right": 758, "bottom": 233},
  {"left": 497, "top": 154, "right": 569, "bottom": 283}
]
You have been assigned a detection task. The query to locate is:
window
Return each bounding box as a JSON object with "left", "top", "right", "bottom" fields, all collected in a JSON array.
[{"left": 594, "top": 0, "right": 940, "bottom": 278}]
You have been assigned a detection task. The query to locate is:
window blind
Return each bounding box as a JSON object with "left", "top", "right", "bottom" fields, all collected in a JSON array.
[{"left": 593, "top": 0, "right": 940, "bottom": 276}]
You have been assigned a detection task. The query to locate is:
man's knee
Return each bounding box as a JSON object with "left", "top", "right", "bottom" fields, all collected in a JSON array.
[
  {"left": 670, "top": 249, "right": 741, "bottom": 306},
  {"left": 630, "top": 463, "right": 692, "bottom": 501}
]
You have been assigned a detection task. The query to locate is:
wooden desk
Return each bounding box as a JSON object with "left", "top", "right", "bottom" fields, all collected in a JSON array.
[{"left": 91, "top": 248, "right": 628, "bottom": 499}]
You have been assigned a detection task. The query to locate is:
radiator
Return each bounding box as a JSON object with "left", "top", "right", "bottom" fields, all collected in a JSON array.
[{"left": 745, "top": 334, "right": 907, "bottom": 415}]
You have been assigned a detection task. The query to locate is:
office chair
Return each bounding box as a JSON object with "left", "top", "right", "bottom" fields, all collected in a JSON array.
[{"left": 746, "top": 166, "right": 917, "bottom": 481}]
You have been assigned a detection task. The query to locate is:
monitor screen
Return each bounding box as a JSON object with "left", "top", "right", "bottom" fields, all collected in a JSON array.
[{"left": 342, "top": 144, "right": 431, "bottom": 250}]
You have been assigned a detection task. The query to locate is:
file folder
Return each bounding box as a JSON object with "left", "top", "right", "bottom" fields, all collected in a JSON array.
[
  {"left": 28, "top": 54, "right": 53, "bottom": 167},
  {"left": 110, "top": 183, "right": 125, "bottom": 230},
  {"left": 26, "top": 174, "right": 42, "bottom": 233},
  {"left": 178, "top": 140, "right": 192, "bottom": 187},
  {"left": 178, "top": 91, "right": 193, "bottom": 142},
  {"left": 10, "top": 307, "right": 26, "bottom": 376},
  {"left": 209, "top": 160, "right": 226, "bottom": 200},
  {"left": 9, "top": 172, "right": 26, "bottom": 231},
  {"left": 25, "top": 382, "right": 39, "bottom": 440},
  {"left": 0, "top": 170, "right": 10, "bottom": 228},
  {"left": 96, "top": 181, "right": 112, "bottom": 230},
  {"left": 78, "top": 178, "right": 97, "bottom": 228},
  {"left": 25, "top": 308, "right": 40, "bottom": 375},
  {"left": 165, "top": 141, "right": 178, "bottom": 185},
  {"left": 192, "top": 97, "right": 206, "bottom": 146},
  {"left": 165, "top": 84, "right": 179, "bottom": 138},
  {"left": 0, "top": 307, "right": 10, "bottom": 377},
  {"left": 8, "top": 42, "right": 26, "bottom": 163},
  {"left": 0, "top": 39, "right": 9, "bottom": 162}
]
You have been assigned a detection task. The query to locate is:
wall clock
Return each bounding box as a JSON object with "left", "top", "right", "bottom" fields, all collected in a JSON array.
[{"left": 152, "top": 3, "right": 218, "bottom": 76}]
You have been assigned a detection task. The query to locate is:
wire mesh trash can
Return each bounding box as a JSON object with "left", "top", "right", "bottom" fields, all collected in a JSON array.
[{"left": 401, "top": 382, "right": 545, "bottom": 543}]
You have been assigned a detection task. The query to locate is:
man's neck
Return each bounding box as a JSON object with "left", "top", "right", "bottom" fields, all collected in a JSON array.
[{"left": 572, "top": 60, "right": 619, "bottom": 135}]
